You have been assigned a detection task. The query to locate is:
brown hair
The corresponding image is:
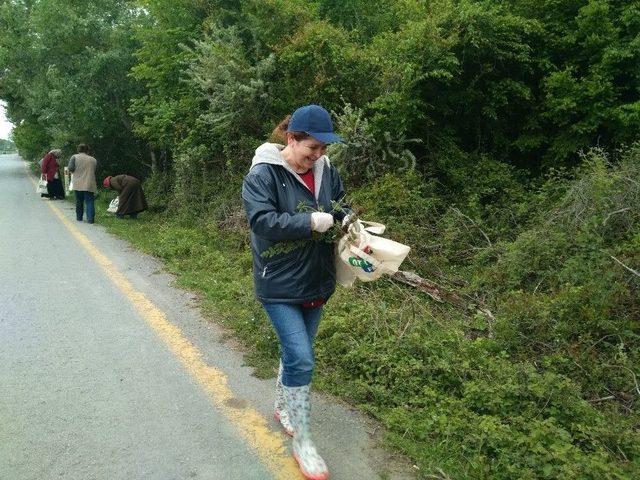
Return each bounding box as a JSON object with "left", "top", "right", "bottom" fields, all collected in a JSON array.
[
  {"left": 77, "top": 143, "right": 90, "bottom": 153},
  {"left": 270, "top": 115, "right": 311, "bottom": 144}
]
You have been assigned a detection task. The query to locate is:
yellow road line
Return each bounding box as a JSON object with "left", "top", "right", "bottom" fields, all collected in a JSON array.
[{"left": 36, "top": 186, "right": 300, "bottom": 479}]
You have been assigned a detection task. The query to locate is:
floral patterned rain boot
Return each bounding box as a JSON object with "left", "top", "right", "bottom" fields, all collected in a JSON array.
[
  {"left": 283, "top": 384, "right": 330, "bottom": 480},
  {"left": 274, "top": 361, "right": 295, "bottom": 436}
]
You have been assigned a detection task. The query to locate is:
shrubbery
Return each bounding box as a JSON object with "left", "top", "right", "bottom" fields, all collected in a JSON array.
[
  {"left": 312, "top": 146, "right": 639, "bottom": 479},
  {"left": 478, "top": 147, "right": 640, "bottom": 416},
  {"left": 119, "top": 144, "right": 639, "bottom": 479}
]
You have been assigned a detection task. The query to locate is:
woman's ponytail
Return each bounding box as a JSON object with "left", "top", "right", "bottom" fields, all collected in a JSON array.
[{"left": 270, "top": 115, "right": 291, "bottom": 144}]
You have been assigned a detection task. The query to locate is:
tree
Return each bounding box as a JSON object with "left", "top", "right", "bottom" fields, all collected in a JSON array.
[{"left": 0, "top": 0, "right": 145, "bottom": 174}]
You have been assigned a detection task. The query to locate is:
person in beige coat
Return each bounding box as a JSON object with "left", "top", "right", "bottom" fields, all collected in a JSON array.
[{"left": 68, "top": 144, "right": 98, "bottom": 223}]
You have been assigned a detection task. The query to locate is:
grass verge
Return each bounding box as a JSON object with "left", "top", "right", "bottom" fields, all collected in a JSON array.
[{"left": 89, "top": 192, "right": 638, "bottom": 480}]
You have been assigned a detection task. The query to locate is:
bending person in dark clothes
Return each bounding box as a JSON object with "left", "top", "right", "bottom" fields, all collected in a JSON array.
[{"left": 103, "top": 175, "right": 148, "bottom": 219}]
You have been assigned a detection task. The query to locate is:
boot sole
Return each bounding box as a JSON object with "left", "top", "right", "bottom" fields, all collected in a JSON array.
[{"left": 293, "top": 452, "right": 330, "bottom": 480}]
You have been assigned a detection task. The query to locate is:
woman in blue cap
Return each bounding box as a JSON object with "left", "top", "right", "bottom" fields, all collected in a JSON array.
[{"left": 242, "top": 104, "right": 350, "bottom": 480}]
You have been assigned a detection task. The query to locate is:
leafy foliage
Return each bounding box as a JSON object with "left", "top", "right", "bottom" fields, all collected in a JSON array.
[
  {"left": 0, "top": 0, "right": 146, "bottom": 174},
  {"left": 477, "top": 147, "right": 640, "bottom": 412}
]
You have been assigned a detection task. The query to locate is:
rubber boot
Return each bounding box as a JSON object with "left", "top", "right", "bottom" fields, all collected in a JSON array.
[
  {"left": 283, "top": 385, "right": 329, "bottom": 480},
  {"left": 274, "top": 361, "right": 295, "bottom": 436}
]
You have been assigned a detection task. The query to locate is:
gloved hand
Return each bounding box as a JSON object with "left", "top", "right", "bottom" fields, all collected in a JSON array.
[{"left": 310, "top": 212, "right": 334, "bottom": 233}]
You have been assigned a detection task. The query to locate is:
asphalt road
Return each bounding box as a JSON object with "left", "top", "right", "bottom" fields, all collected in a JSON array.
[{"left": 0, "top": 154, "right": 413, "bottom": 480}]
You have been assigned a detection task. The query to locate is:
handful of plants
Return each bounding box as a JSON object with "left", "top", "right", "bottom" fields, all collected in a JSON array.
[{"left": 260, "top": 198, "right": 359, "bottom": 259}]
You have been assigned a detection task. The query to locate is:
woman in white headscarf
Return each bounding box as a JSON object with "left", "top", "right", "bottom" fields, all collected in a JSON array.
[{"left": 40, "top": 149, "right": 65, "bottom": 199}]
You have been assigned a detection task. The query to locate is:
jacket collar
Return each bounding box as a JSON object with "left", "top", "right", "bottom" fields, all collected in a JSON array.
[{"left": 250, "top": 143, "right": 329, "bottom": 199}]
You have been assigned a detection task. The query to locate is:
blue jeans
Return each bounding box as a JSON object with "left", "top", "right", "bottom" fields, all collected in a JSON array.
[
  {"left": 262, "top": 303, "right": 323, "bottom": 387},
  {"left": 75, "top": 191, "right": 95, "bottom": 223}
]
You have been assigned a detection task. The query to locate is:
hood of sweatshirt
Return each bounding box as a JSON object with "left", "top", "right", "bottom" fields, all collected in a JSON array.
[{"left": 250, "top": 142, "right": 329, "bottom": 200}]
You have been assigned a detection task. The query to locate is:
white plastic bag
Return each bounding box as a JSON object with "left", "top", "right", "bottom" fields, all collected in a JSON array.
[
  {"left": 64, "top": 167, "right": 73, "bottom": 193},
  {"left": 335, "top": 220, "right": 411, "bottom": 287},
  {"left": 36, "top": 177, "right": 48, "bottom": 195},
  {"left": 107, "top": 197, "right": 119, "bottom": 213}
]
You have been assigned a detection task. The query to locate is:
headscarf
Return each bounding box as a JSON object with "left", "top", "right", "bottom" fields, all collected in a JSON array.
[{"left": 49, "top": 149, "right": 62, "bottom": 157}]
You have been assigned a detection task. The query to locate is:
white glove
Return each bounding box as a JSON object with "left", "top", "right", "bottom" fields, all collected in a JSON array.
[{"left": 310, "top": 212, "right": 334, "bottom": 233}]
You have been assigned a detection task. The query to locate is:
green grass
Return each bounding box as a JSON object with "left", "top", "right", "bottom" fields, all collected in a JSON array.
[
  {"left": 89, "top": 192, "right": 638, "bottom": 480},
  {"left": 93, "top": 194, "right": 279, "bottom": 377}
]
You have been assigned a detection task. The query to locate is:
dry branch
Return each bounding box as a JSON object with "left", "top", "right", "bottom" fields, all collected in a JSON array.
[
  {"left": 449, "top": 206, "right": 492, "bottom": 246},
  {"left": 610, "top": 255, "right": 640, "bottom": 278},
  {"left": 392, "top": 270, "right": 494, "bottom": 322},
  {"left": 602, "top": 207, "right": 631, "bottom": 226}
]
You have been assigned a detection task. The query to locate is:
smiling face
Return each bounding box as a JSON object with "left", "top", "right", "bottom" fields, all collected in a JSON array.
[{"left": 283, "top": 133, "right": 327, "bottom": 173}]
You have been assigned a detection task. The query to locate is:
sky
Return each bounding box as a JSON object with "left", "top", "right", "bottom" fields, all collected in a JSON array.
[{"left": 0, "top": 101, "right": 14, "bottom": 140}]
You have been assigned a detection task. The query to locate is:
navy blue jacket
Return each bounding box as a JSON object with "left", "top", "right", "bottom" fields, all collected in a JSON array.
[{"left": 242, "top": 143, "right": 347, "bottom": 304}]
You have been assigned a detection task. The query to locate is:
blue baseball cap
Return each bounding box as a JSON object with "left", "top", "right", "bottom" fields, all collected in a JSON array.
[{"left": 287, "top": 104, "right": 343, "bottom": 144}]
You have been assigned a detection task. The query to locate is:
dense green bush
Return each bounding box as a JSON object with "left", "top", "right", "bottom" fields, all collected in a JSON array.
[{"left": 477, "top": 147, "right": 640, "bottom": 416}]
